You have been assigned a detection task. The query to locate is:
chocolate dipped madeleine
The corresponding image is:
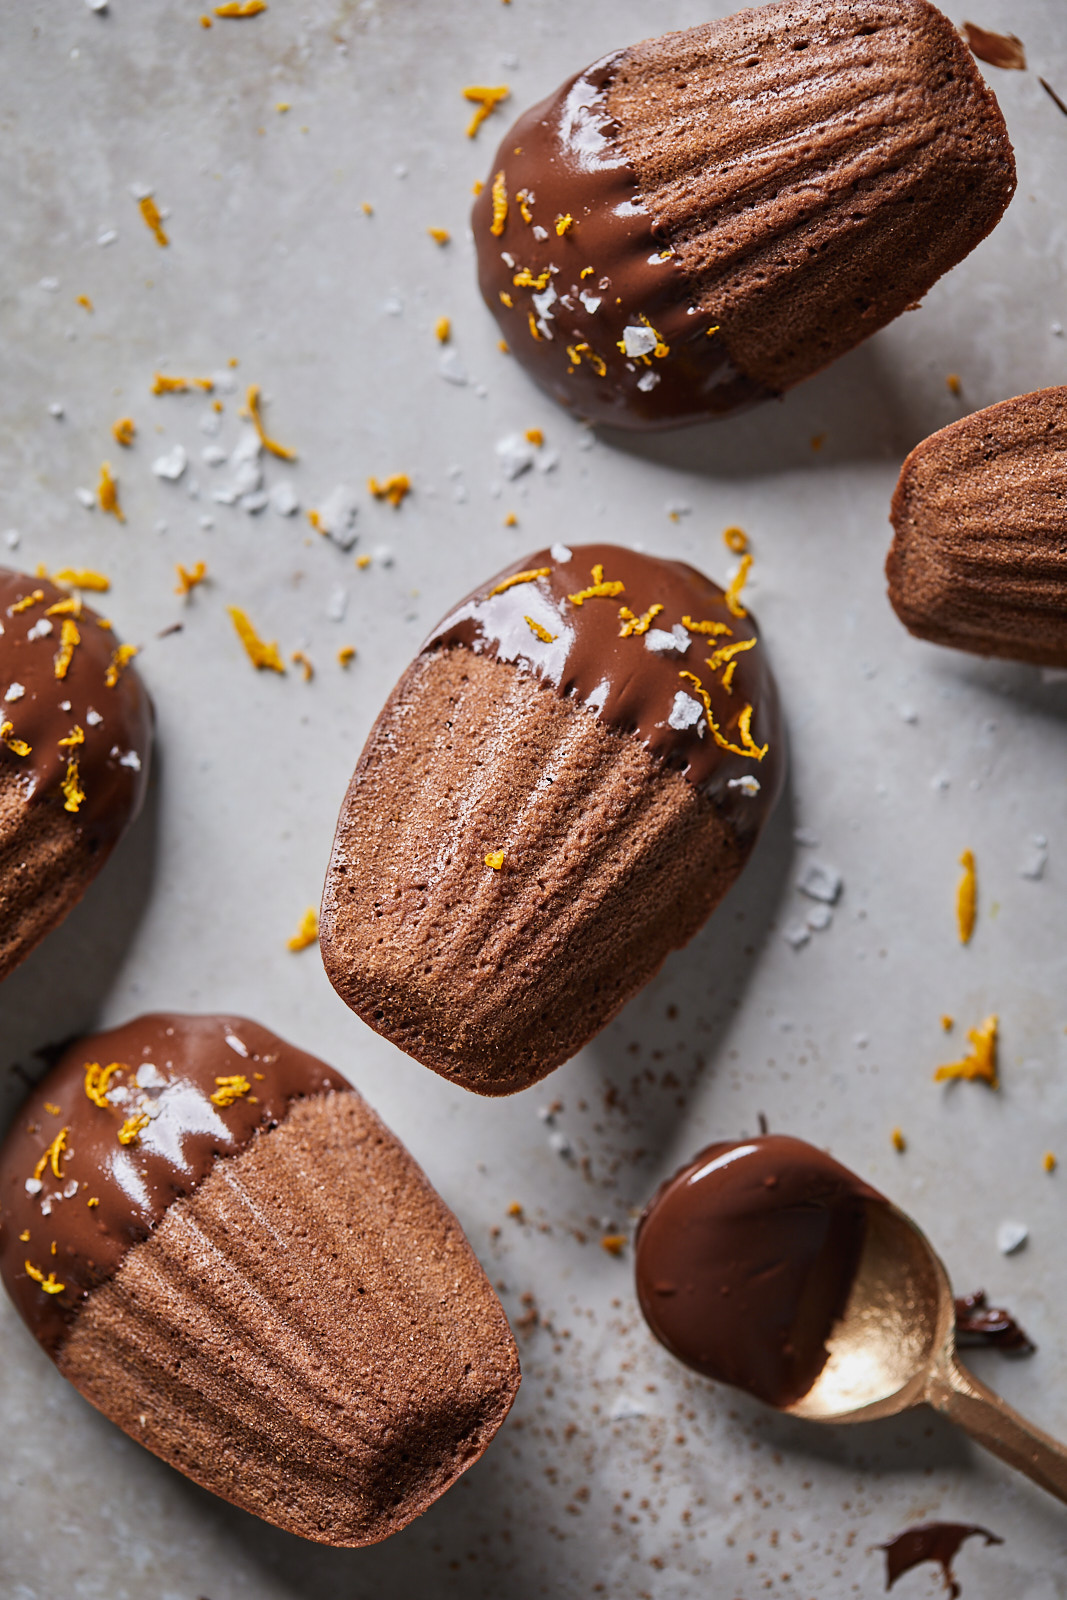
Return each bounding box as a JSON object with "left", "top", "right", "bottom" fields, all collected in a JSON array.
[
  {"left": 635, "top": 1135, "right": 881, "bottom": 1407},
  {"left": 887, "top": 385, "right": 1067, "bottom": 666},
  {"left": 0, "top": 1014, "right": 519, "bottom": 1546},
  {"left": 0, "top": 568, "right": 151, "bottom": 979},
  {"left": 320, "top": 543, "right": 782, "bottom": 1095},
  {"left": 472, "top": 1, "right": 1015, "bottom": 430}
]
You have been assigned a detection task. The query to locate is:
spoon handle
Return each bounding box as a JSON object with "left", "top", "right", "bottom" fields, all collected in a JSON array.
[{"left": 926, "top": 1355, "right": 1067, "bottom": 1505}]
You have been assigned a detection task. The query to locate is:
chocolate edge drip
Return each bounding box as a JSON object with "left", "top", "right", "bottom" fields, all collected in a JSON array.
[
  {"left": 634, "top": 1136, "right": 882, "bottom": 1408},
  {"left": 0, "top": 569, "right": 152, "bottom": 848},
  {"left": 422, "top": 542, "right": 783, "bottom": 838},
  {"left": 881, "top": 1522, "right": 1004, "bottom": 1595},
  {"left": 0, "top": 1014, "right": 349, "bottom": 1355},
  {"left": 471, "top": 54, "right": 775, "bottom": 431}
]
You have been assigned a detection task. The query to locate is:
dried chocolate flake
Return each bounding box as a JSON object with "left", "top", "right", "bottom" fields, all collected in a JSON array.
[
  {"left": 962, "top": 23, "right": 1026, "bottom": 71},
  {"left": 881, "top": 1523, "right": 1003, "bottom": 1598},
  {"left": 955, "top": 1288, "right": 1035, "bottom": 1355}
]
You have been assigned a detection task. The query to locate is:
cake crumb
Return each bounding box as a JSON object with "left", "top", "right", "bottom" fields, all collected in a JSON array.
[
  {"left": 935, "top": 1014, "right": 998, "bottom": 1089},
  {"left": 463, "top": 85, "right": 510, "bottom": 139},
  {"left": 287, "top": 907, "right": 319, "bottom": 951}
]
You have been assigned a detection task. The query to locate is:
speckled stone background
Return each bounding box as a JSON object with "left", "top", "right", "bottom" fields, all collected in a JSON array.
[{"left": 1, "top": 4, "right": 1065, "bottom": 1598}]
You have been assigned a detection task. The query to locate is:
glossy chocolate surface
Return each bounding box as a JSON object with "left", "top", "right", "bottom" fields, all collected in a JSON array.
[
  {"left": 954, "top": 1289, "right": 1035, "bottom": 1355},
  {"left": 0, "top": 1014, "right": 348, "bottom": 1354},
  {"left": 635, "top": 1136, "right": 881, "bottom": 1408},
  {"left": 0, "top": 569, "right": 151, "bottom": 846},
  {"left": 426, "top": 543, "right": 782, "bottom": 838},
  {"left": 471, "top": 56, "right": 773, "bottom": 431}
]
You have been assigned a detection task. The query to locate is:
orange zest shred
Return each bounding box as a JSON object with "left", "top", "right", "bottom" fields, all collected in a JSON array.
[
  {"left": 61, "top": 757, "right": 85, "bottom": 813},
  {"left": 527, "top": 311, "right": 543, "bottom": 341},
  {"left": 722, "top": 525, "right": 748, "bottom": 554},
  {"left": 338, "top": 646, "right": 356, "bottom": 667},
  {"left": 568, "top": 563, "right": 624, "bottom": 606},
  {"left": 618, "top": 604, "right": 663, "bottom": 638},
  {"left": 118, "top": 1112, "right": 150, "bottom": 1145},
  {"left": 463, "top": 85, "right": 510, "bottom": 139},
  {"left": 152, "top": 372, "right": 214, "bottom": 395},
  {"left": 524, "top": 428, "right": 544, "bottom": 447},
  {"left": 499, "top": 291, "right": 513, "bottom": 308},
  {"left": 516, "top": 189, "right": 534, "bottom": 224},
  {"left": 112, "top": 417, "right": 136, "bottom": 447},
  {"left": 485, "top": 850, "right": 505, "bottom": 871},
  {"left": 678, "top": 671, "right": 766, "bottom": 762},
  {"left": 724, "top": 554, "right": 752, "bottom": 618},
  {"left": 246, "top": 383, "right": 297, "bottom": 461},
  {"left": 58, "top": 725, "right": 85, "bottom": 750},
  {"left": 513, "top": 266, "right": 552, "bottom": 291},
  {"left": 368, "top": 474, "right": 412, "bottom": 509},
  {"left": 53, "top": 568, "right": 110, "bottom": 591},
  {"left": 214, "top": 0, "right": 267, "bottom": 14},
  {"left": 555, "top": 213, "right": 574, "bottom": 236},
  {"left": 721, "top": 661, "right": 737, "bottom": 694},
  {"left": 490, "top": 171, "right": 508, "bottom": 236},
  {"left": 488, "top": 567, "right": 551, "bottom": 597},
  {"left": 737, "top": 703, "right": 768, "bottom": 761},
  {"left": 1044, "top": 1151, "right": 1057, "bottom": 1174},
  {"left": 97, "top": 461, "right": 124, "bottom": 521},
  {"left": 356, "top": 554, "right": 372, "bottom": 569},
  {"left": 291, "top": 649, "right": 314, "bottom": 682},
  {"left": 77, "top": 294, "right": 94, "bottom": 313},
  {"left": 525, "top": 616, "right": 556, "bottom": 644},
  {"left": 504, "top": 512, "right": 518, "bottom": 528},
  {"left": 211, "top": 1074, "right": 252, "bottom": 1107},
  {"left": 287, "top": 907, "right": 319, "bottom": 951},
  {"left": 891, "top": 1128, "right": 906, "bottom": 1153},
  {"left": 33, "top": 1127, "right": 69, "bottom": 1182},
  {"left": 84, "top": 1061, "right": 124, "bottom": 1108},
  {"left": 957, "top": 849, "right": 976, "bottom": 945},
  {"left": 0, "top": 721, "right": 32, "bottom": 758},
  {"left": 934, "top": 1014, "right": 999, "bottom": 1089},
  {"left": 227, "top": 607, "right": 285, "bottom": 673},
  {"left": 10, "top": 589, "right": 45, "bottom": 615},
  {"left": 53, "top": 618, "right": 80, "bottom": 681},
  {"left": 138, "top": 195, "right": 169, "bottom": 247},
  {"left": 105, "top": 643, "right": 139, "bottom": 687},
  {"left": 941, "top": 1014, "right": 954, "bottom": 1031},
  {"left": 427, "top": 227, "right": 451, "bottom": 245},
  {"left": 705, "top": 637, "right": 757, "bottom": 674},
  {"left": 25, "top": 1261, "right": 65, "bottom": 1295},
  {"left": 435, "top": 316, "right": 451, "bottom": 343},
  {"left": 307, "top": 509, "right": 323, "bottom": 533},
  {"left": 175, "top": 561, "right": 207, "bottom": 596},
  {"left": 600, "top": 1234, "right": 627, "bottom": 1256},
  {"left": 46, "top": 596, "right": 82, "bottom": 619}
]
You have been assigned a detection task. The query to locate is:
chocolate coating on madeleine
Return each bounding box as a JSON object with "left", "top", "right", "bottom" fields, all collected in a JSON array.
[
  {"left": 0, "top": 1014, "right": 347, "bottom": 1353},
  {"left": 635, "top": 1136, "right": 881, "bottom": 1408},
  {"left": 427, "top": 543, "right": 781, "bottom": 836},
  {"left": 472, "top": 54, "right": 770, "bottom": 431},
  {"left": 0, "top": 569, "right": 150, "bottom": 849}
]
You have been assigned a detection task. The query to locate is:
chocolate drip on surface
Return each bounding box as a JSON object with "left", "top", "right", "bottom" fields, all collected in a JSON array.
[
  {"left": 0, "top": 569, "right": 151, "bottom": 848},
  {"left": 0, "top": 1014, "right": 348, "bottom": 1354},
  {"left": 880, "top": 1522, "right": 1003, "bottom": 1597},
  {"left": 954, "top": 1289, "right": 1035, "bottom": 1355},
  {"left": 426, "top": 543, "right": 782, "bottom": 838},
  {"left": 471, "top": 56, "right": 773, "bottom": 431},
  {"left": 634, "top": 1135, "right": 880, "bottom": 1408}
]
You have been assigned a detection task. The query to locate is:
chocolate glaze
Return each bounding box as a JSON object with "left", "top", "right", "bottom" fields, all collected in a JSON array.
[
  {"left": 471, "top": 56, "right": 773, "bottom": 431},
  {"left": 954, "top": 1289, "right": 1035, "bottom": 1356},
  {"left": 0, "top": 1014, "right": 347, "bottom": 1354},
  {"left": 635, "top": 1136, "right": 881, "bottom": 1408},
  {"left": 426, "top": 543, "right": 782, "bottom": 839},
  {"left": 0, "top": 569, "right": 151, "bottom": 848},
  {"left": 881, "top": 1522, "right": 1003, "bottom": 1597}
]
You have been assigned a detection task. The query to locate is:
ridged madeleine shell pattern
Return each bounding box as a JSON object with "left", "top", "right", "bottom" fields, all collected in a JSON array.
[
  {"left": 608, "top": 0, "right": 1016, "bottom": 392},
  {"left": 57, "top": 1090, "right": 519, "bottom": 1547},
  {"left": 320, "top": 649, "right": 758, "bottom": 1095},
  {"left": 887, "top": 385, "right": 1067, "bottom": 667}
]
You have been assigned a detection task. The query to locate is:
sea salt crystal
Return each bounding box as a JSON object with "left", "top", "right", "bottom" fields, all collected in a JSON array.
[
  {"left": 621, "top": 325, "right": 657, "bottom": 358},
  {"left": 1020, "top": 836, "right": 1048, "bottom": 880},
  {"left": 240, "top": 490, "right": 269, "bottom": 514},
  {"left": 86, "top": 708, "right": 103, "bottom": 726},
  {"left": 495, "top": 433, "right": 537, "bottom": 480},
  {"left": 550, "top": 542, "right": 572, "bottom": 563},
  {"left": 667, "top": 690, "right": 704, "bottom": 732},
  {"left": 806, "top": 903, "right": 833, "bottom": 932},
  {"left": 547, "top": 1130, "right": 572, "bottom": 1158},
  {"left": 326, "top": 585, "right": 348, "bottom": 622},
  {"left": 578, "top": 290, "right": 601, "bottom": 314},
  {"left": 25, "top": 1178, "right": 42, "bottom": 1196},
  {"left": 152, "top": 444, "right": 187, "bottom": 481},
  {"left": 5, "top": 683, "right": 24, "bottom": 702},
  {"left": 610, "top": 1395, "right": 647, "bottom": 1422},
  {"left": 75, "top": 487, "right": 95, "bottom": 509},
  {"left": 97, "top": 227, "right": 117, "bottom": 245},
  {"left": 532, "top": 224, "right": 549, "bottom": 241},
  {"left": 783, "top": 924, "right": 811, "bottom": 950},
  {"left": 270, "top": 481, "right": 299, "bottom": 517},
  {"left": 201, "top": 444, "right": 227, "bottom": 467},
  {"left": 27, "top": 618, "right": 53, "bottom": 641},
  {"left": 4, "top": 530, "right": 19, "bottom": 548},
  {"left": 224, "top": 1032, "right": 249, "bottom": 1058},
  {"left": 996, "top": 1220, "right": 1028, "bottom": 1255},
  {"left": 48, "top": 402, "right": 65, "bottom": 418},
  {"left": 637, "top": 371, "right": 661, "bottom": 392},
  {"left": 727, "top": 775, "right": 761, "bottom": 797},
  {"left": 439, "top": 349, "right": 468, "bottom": 386},
  {"left": 114, "top": 749, "right": 142, "bottom": 770},
  {"left": 318, "top": 485, "right": 360, "bottom": 549},
  {"left": 794, "top": 828, "right": 820, "bottom": 847},
  {"left": 798, "top": 861, "right": 843, "bottom": 904},
  {"left": 646, "top": 625, "right": 690, "bottom": 656}
]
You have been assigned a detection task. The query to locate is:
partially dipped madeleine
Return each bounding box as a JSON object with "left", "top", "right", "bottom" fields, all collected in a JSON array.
[
  {"left": 888, "top": 386, "right": 1067, "bottom": 666},
  {"left": 0, "top": 1014, "right": 519, "bottom": 1545},
  {"left": 0, "top": 568, "right": 150, "bottom": 979},
  {"left": 472, "top": 0, "right": 1015, "bottom": 430},
  {"left": 321, "top": 544, "right": 782, "bottom": 1094}
]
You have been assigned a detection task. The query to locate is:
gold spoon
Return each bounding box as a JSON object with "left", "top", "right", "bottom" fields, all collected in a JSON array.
[{"left": 786, "top": 1197, "right": 1067, "bottom": 1503}]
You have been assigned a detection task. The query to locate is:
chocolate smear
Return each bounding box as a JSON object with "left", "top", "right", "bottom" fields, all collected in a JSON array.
[{"left": 881, "top": 1522, "right": 1003, "bottom": 1597}]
